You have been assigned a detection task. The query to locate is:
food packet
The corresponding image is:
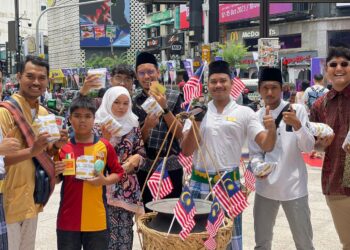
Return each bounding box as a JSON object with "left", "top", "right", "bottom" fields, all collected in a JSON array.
[
  {"left": 63, "top": 153, "right": 75, "bottom": 176},
  {"left": 87, "top": 68, "right": 107, "bottom": 91},
  {"left": 150, "top": 81, "right": 166, "bottom": 95},
  {"left": 250, "top": 158, "right": 277, "bottom": 177},
  {"left": 141, "top": 96, "right": 164, "bottom": 117},
  {"left": 35, "top": 114, "right": 61, "bottom": 143},
  {"left": 75, "top": 155, "right": 95, "bottom": 180},
  {"left": 99, "top": 114, "right": 122, "bottom": 136},
  {"left": 306, "top": 122, "right": 333, "bottom": 138},
  {"left": 342, "top": 130, "right": 350, "bottom": 151}
]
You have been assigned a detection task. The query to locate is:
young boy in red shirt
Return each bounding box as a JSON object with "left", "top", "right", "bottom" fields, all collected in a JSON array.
[{"left": 54, "top": 96, "right": 124, "bottom": 250}]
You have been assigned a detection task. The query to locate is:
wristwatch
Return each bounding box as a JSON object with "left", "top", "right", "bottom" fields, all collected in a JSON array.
[{"left": 163, "top": 107, "right": 170, "bottom": 114}]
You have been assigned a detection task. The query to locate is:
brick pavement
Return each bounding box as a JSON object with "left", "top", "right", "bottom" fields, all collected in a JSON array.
[{"left": 35, "top": 166, "right": 341, "bottom": 250}]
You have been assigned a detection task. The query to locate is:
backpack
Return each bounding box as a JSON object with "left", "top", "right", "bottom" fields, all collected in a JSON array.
[{"left": 307, "top": 86, "right": 326, "bottom": 109}]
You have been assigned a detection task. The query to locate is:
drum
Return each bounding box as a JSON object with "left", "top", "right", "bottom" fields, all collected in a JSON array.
[{"left": 137, "top": 198, "right": 233, "bottom": 250}]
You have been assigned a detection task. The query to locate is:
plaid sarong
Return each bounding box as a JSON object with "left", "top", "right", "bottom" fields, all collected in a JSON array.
[
  {"left": 190, "top": 168, "right": 243, "bottom": 250},
  {"left": 0, "top": 174, "right": 8, "bottom": 250},
  {"left": 0, "top": 100, "right": 55, "bottom": 205}
]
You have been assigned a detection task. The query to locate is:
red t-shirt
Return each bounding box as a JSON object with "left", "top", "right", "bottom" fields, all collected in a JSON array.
[{"left": 57, "top": 136, "right": 124, "bottom": 231}]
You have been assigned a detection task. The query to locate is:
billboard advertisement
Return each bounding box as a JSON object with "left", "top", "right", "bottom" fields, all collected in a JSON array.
[
  {"left": 179, "top": 3, "right": 293, "bottom": 29},
  {"left": 219, "top": 3, "right": 293, "bottom": 23},
  {"left": 79, "top": 0, "right": 130, "bottom": 47}
]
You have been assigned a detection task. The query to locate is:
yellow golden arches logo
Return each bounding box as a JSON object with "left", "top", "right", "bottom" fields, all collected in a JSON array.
[{"left": 230, "top": 31, "right": 239, "bottom": 41}]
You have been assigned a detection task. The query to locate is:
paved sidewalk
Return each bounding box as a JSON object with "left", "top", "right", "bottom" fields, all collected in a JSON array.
[{"left": 35, "top": 166, "right": 341, "bottom": 249}]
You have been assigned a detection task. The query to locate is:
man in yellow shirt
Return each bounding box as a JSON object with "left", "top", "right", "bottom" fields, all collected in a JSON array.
[{"left": 0, "top": 56, "right": 65, "bottom": 250}]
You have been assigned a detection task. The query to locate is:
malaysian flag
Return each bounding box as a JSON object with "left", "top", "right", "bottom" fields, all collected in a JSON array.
[
  {"left": 178, "top": 152, "right": 193, "bottom": 176},
  {"left": 230, "top": 77, "right": 246, "bottom": 100},
  {"left": 147, "top": 161, "right": 173, "bottom": 200},
  {"left": 181, "top": 65, "right": 205, "bottom": 109},
  {"left": 206, "top": 198, "right": 225, "bottom": 237},
  {"left": 212, "top": 172, "right": 248, "bottom": 218},
  {"left": 204, "top": 236, "right": 216, "bottom": 250},
  {"left": 204, "top": 198, "right": 225, "bottom": 250},
  {"left": 244, "top": 167, "right": 256, "bottom": 192},
  {"left": 174, "top": 185, "right": 196, "bottom": 240}
]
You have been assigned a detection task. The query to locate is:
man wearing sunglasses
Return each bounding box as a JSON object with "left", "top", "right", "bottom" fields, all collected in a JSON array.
[{"left": 310, "top": 46, "right": 350, "bottom": 250}]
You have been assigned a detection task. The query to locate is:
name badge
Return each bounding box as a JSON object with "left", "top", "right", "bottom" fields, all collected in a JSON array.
[{"left": 225, "top": 116, "right": 236, "bottom": 122}]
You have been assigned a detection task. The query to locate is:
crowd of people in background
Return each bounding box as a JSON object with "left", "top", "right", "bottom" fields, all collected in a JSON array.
[{"left": 0, "top": 45, "right": 349, "bottom": 250}]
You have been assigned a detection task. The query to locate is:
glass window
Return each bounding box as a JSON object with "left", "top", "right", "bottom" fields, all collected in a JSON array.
[{"left": 328, "top": 30, "right": 350, "bottom": 48}]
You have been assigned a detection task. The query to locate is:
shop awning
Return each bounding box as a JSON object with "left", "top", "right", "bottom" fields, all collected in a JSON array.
[
  {"left": 160, "top": 19, "right": 174, "bottom": 25},
  {"left": 141, "top": 23, "right": 161, "bottom": 29}
]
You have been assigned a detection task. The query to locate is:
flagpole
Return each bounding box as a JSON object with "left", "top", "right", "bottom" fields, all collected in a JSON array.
[
  {"left": 156, "top": 156, "right": 167, "bottom": 201},
  {"left": 166, "top": 214, "right": 176, "bottom": 237},
  {"left": 204, "top": 171, "right": 228, "bottom": 200}
]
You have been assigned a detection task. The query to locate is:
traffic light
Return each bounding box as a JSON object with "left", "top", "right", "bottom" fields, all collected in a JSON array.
[
  {"left": 209, "top": 0, "right": 219, "bottom": 43},
  {"left": 189, "top": 0, "right": 203, "bottom": 42}
]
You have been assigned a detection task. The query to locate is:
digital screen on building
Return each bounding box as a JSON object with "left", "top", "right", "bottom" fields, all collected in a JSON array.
[
  {"left": 179, "top": 3, "right": 293, "bottom": 29},
  {"left": 79, "top": 0, "right": 130, "bottom": 47}
]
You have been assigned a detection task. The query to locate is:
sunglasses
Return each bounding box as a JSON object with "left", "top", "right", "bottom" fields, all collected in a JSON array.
[{"left": 328, "top": 61, "right": 350, "bottom": 68}]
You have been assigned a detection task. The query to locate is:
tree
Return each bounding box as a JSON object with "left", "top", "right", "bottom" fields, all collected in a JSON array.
[
  {"left": 85, "top": 53, "right": 130, "bottom": 69},
  {"left": 215, "top": 41, "right": 249, "bottom": 71}
]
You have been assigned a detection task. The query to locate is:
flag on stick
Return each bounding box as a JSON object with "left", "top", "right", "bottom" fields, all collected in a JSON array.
[
  {"left": 230, "top": 77, "right": 246, "bottom": 100},
  {"left": 181, "top": 64, "right": 205, "bottom": 109},
  {"left": 212, "top": 173, "right": 248, "bottom": 218},
  {"left": 178, "top": 152, "right": 193, "bottom": 176},
  {"left": 147, "top": 161, "right": 173, "bottom": 200},
  {"left": 174, "top": 186, "right": 196, "bottom": 240}
]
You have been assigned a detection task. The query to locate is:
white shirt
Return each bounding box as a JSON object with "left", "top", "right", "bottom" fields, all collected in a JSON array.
[
  {"left": 185, "top": 98, "right": 264, "bottom": 174},
  {"left": 249, "top": 100, "right": 315, "bottom": 201},
  {"left": 0, "top": 129, "right": 5, "bottom": 174}
]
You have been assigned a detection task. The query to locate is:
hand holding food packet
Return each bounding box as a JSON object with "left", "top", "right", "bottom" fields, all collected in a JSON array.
[
  {"left": 250, "top": 158, "right": 277, "bottom": 178},
  {"left": 150, "top": 81, "right": 166, "bottom": 95},
  {"left": 87, "top": 68, "right": 107, "bottom": 94},
  {"left": 141, "top": 96, "right": 164, "bottom": 117},
  {"left": 34, "top": 114, "right": 61, "bottom": 143},
  {"left": 306, "top": 122, "right": 334, "bottom": 138},
  {"left": 99, "top": 114, "right": 123, "bottom": 137}
]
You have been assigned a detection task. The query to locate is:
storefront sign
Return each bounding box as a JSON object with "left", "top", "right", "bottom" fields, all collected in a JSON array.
[
  {"left": 145, "top": 37, "right": 162, "bottom": 48},
  {"left": 258, "top": 38, "right": 280, "bottom": 67},
  {"left": 202, "top": 44, "right": 211, "bottom": 63},
  {"left": 164, "top": 33, "right": 185, "bottom": 48},
  {"left": 170, "top": 41, "right": 183, "bottom": 55},
  {"left": 242, "top": 28, "right": 278, "bottom": 38}
]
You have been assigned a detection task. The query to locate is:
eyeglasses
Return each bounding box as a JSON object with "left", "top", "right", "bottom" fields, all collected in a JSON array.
[
  {"left": 137, "top": 70, "right": 156, "bottom": 78},
  {"left": 328, "top": 61, "right": 350, "bottom": 68},
  {"left": 112, "top": 76, "right": 133, "bottom": 85}
]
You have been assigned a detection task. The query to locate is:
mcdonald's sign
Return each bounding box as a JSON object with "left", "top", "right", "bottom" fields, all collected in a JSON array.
[{"left": 230, "top": 31, "right": 239, "bottom": 41}]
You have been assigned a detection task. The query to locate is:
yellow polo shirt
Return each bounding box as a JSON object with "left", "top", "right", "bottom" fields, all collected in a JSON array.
[{"left": 0, "top": 94, "right": 48, "bottom": 224}]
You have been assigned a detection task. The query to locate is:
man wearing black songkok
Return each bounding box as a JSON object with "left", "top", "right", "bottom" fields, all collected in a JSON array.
[{"left": 182, "top": 60, "right": 277, "bottom": 250}]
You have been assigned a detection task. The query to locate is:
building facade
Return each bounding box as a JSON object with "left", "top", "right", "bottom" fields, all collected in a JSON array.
[{"left": 47, "top": 0, "right": 145, "bottom": 70}]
